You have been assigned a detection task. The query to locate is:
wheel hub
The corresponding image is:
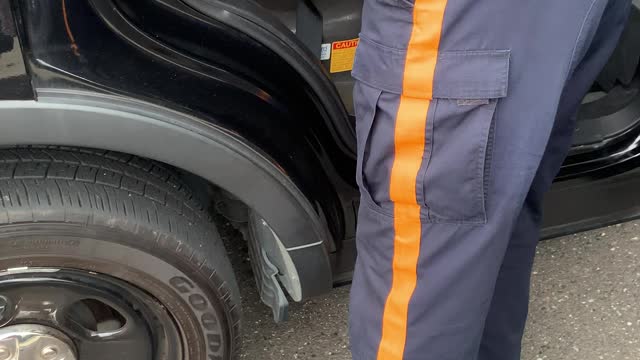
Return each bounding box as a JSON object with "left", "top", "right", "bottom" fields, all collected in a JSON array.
[
  {"left": 0, "top": 324, "right": 76, "bottom": 360},
  {"left": 0, "top": 268, "right": 183, "bottom": 360}
]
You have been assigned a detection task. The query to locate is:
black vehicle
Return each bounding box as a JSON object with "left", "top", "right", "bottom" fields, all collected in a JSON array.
[{"left": 0, "top": 0, "right": 639, "bottom": 359}]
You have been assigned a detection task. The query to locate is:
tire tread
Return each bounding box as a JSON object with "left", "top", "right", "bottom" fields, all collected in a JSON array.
[{"left": 0, "top": 146, "right": 241, "bottom": 358}]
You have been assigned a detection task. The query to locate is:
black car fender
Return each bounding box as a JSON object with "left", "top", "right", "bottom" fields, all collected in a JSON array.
[{"left": 0, "top": 89, "right": 333, "bottom": 299}]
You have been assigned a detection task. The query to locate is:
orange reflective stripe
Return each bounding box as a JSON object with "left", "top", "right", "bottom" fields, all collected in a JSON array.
[
  {"left": 377, "top": 99, "right": 428, "bottom": 360},
  {"left": 376, "top": 0, "right": 448, "bottom": 358}
]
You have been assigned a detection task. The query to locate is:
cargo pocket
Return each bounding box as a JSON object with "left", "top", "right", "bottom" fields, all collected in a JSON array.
[
  {"left": 352, "top": 37, "right": 403, "bottom": 215},
  {"left": 421, "top": 50, "right": 510, "bottom": 224},
  {"left": 352, "top": 37, "right": 510, "bottom": 223}
]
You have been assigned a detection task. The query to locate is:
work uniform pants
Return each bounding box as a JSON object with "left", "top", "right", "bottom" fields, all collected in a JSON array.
[{"left": 349, "top": 0, "right": 632, "bottom": 359}]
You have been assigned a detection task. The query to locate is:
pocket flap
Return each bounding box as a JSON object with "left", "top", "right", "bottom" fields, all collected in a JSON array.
[
  {"left": 434, "top": 51, "right": 510, "bottom": 99},
  {"left": 352, "top": 36, "right": 510, "bottom": 99}
]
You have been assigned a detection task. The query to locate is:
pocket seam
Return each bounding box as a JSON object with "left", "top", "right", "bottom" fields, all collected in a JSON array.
[
  {"left": 376, "top": 0, "right": 414, "bottom": 9},
  {"left": 359, "top": 33, "right": 408, "bottom": 54},
  {"left": 416, "top": 100, "right": 436, "bottom": 221},
  {"left": 474, "top": 102, "right": 495, "bottom": 224},
  {"left": 482, "top": 111, "right": 497, "bottom": 222},
  {"left": 355, "top": 82, "right": 386, "bottom": 214}
]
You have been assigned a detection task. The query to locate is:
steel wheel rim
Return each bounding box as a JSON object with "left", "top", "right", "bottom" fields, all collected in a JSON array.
[{"left": 0, "top": 268, "right": 183, "bottom": 360}]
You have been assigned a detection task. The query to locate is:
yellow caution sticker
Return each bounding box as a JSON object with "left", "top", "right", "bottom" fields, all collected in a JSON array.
[{"left": 330, "top": 38, "right": 359, "bottom": 73}]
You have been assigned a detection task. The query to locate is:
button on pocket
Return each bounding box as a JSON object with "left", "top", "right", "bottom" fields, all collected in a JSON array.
[{"left": 419, "top": 50, "right": 510, "bottom": 223}]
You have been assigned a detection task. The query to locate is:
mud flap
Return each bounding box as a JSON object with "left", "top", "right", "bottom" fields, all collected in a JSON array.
[
  {"left": 247, "top": 236, "right": 289, "bottom": 322},
  {"left": 247, "top": 213, "right": 301, "bottom": 322}
]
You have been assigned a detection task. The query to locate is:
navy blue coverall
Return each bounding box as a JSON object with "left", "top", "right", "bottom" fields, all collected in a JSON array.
[{"left": 349, "top": 0, "right": 632, "bottom": 359}]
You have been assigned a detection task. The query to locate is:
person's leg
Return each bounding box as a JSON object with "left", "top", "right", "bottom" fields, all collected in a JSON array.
[
  {"left": 477, "top": 2, "right": 632, "bottom": 359},
  {"left": 349, "top": 0, "right": 628, "bottom": 359}
]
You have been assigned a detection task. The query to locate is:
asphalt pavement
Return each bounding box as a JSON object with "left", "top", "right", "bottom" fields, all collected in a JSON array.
[{"left": 233, "top": 220, "right": 640, "bottom": 360}]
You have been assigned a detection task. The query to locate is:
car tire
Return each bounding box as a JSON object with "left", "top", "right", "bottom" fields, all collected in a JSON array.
[{"left": 0, "top": 147, "right": 241, "bottom": 360}]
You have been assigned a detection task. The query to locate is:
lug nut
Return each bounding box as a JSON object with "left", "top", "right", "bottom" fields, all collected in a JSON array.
[
  {"left": 41, "top": 345, "right": 58, "bottom": 359},
  {"left": 0, "top": 346, "right": 10, "bottom": 360}
]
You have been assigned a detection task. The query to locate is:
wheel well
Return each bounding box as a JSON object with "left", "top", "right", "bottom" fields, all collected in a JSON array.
[
  {"left": 0, "top": 144, "right": 302, "bottom": 320},
  {"left": 0, "top": 91, "right": 333, "bottom": 300}
]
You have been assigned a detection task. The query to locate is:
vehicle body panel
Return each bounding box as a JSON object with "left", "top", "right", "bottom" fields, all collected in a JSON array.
[
  {"left": 0, "top": 1, "right": 31, "bottom": 99},
  {"left": 3, "top": 0, "right": 640, "bottom": 291}
]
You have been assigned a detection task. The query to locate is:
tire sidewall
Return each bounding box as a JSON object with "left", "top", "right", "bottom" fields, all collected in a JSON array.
[{"left": 0, "top": 223, "right": 233, "bottom": 360}]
